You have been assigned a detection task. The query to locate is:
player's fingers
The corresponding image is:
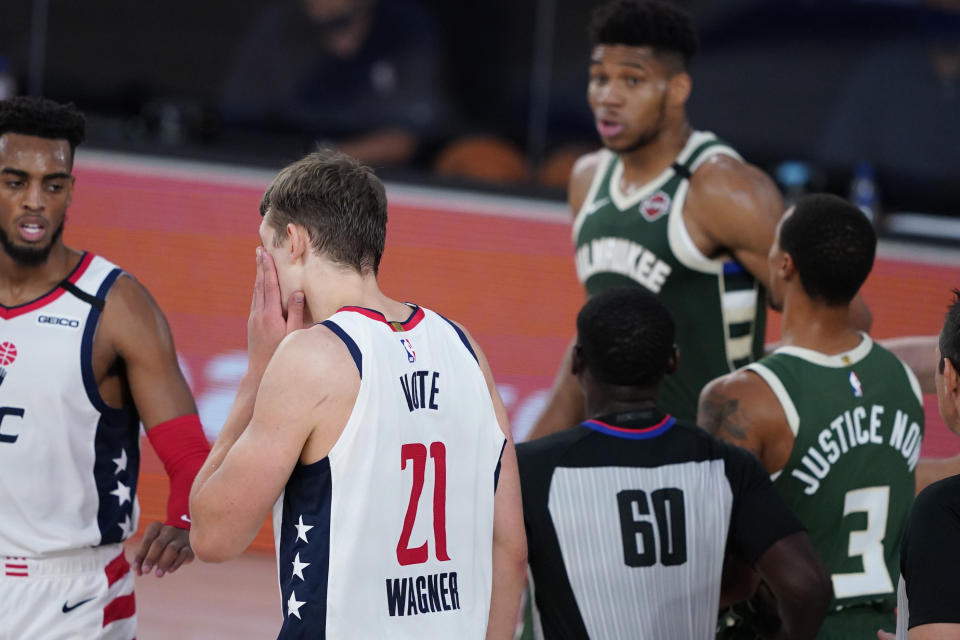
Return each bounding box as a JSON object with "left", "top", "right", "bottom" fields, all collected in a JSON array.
[
  {"left": 167, "top": 546, "right": 195, "bottom": 574},
  {"left": 153, "top": 539, "right": 187, "bottom": 576},
  {"left": 261, "top": 249, "right": 281, "bottom": 312},
  {"left": 133, "top": 521, "right": 163, "bottom": 576},
  {"left": 876, "top": 631, "right": 895, "bottom": 640},
  {"left": 286, "top": 291, "right": 305, "bottom": 333},
  {"left": 139, "top": 526, "right": 175, "bottom": 574},
  {"left": 251, "top": 246, "right": 264, "bottom": 312}
]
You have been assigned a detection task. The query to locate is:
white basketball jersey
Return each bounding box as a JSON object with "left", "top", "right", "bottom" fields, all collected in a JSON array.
[
  {"left": 0, "top": 253, "right": 141, "bottom": 558},
  {"left": 272, "top": 305, "right": 506, "bottom": 639}
]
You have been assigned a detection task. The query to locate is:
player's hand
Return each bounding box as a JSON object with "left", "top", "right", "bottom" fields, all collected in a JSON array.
[
  {"left": 133, "top": 521, "right": 195, "bottom": 578},
  {"left": 247, "top": 247, "right": 305, "bottom": 376},
  {"left": 877, "top": 631, "right": 895, "bottom": 640},
  {"left": 745, "top": 582, "right": 781, "bottom": 639}
]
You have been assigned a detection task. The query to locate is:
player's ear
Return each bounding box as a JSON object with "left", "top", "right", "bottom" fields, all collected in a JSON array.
[
  {"left": 665, "top": 345, "right": 679, "bottom": 376},
  {"left": 779, "top": 251, "right": 797, "bottom": 282},
  {"left": 667, "top": 72, "right": 691, "bottom": 107},
  {"left": 944, "top": 355, "right": 959, "bottom": 396},
  {"left": 571, "top": 343, "right": 585, "bottom": 377},
  {"left": 65, "top": 175, "right": 75, "bottom": 208},
  {"left": 286, "top": 223, "right": 308, "bottom": 263}
]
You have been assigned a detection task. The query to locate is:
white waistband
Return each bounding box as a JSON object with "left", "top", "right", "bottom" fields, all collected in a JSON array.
[{"left": 2, "top": 543, "right": 126, "bottom": 578}]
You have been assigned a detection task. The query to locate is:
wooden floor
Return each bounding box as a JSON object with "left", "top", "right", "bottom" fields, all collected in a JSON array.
[{"left": 131, "top": 545, "right": 281, "bottom": 639}]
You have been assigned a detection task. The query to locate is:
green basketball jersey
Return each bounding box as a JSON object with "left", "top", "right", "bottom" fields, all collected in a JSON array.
[
  {"left": 749, "top": 335, "right": 924, "bottom": 617},
  {"left": 574, "top": 131, "right": 765, "bottom": 422}
]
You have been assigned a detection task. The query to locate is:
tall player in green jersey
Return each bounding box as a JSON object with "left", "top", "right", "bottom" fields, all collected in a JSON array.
[
  {"left": 528, "top": 0, "right": 872, "bottom": 438},
  {"left": 699, "top": 194, "right": 924, "bottom": 638}
]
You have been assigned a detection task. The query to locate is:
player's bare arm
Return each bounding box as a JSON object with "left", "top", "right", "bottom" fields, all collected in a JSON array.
[
  {"left": 456, "top": 322, "right": 527, "bottom": 639},
  {"left": 883, "top": 335, "right": 938, "bottom": 394},
  {"left": 683, "top": 155, "right": 783, "bottom": 285},
  {"left": 190, "top": 326, "right": 349, "bottom": 562},
  {"left": 96, "top": 274, "right": 206, "bottom": 577},
  {"left": 908, "top": 625, "right": 960, "bottom": 639},
  {"left": 568, "top": 150, "right": 606, "bottom": 216},
  {"left": 874, "top": 622, "right": 960, "bottom": 638},
  {"left": 698, "top": 371, "right": 793, "bottom": 474},
  {"left": 190, "top": 248, "right": 307, "bottom": 561},
  {"left": 97, "top": 275, "right": 196, "bottom": 425},
  {"left": 751, "top": 532, "right": 833, "bottom": 640},
  {"left": 684, "top": 157, "right": 873, "bottom": 331}
]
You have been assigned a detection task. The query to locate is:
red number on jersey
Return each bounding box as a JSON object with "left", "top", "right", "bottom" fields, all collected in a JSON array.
[{"left": 397, "top": 441, "right": 450, "bottom": 566}]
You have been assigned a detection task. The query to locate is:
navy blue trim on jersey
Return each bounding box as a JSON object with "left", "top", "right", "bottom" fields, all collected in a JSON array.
[
  {"left": 277, "top": 458, "right": 333, "bottom": 639},
  {"left": 438, "top": 314, "right": 478, "bottom": 364},
  {"left": 321, "top": 320, "right": 362, "bottom": 378},
  {"left": 94, "top": 411, "right": 141, "bottom": 544},
  {"left": 80, "top": 268, "right": 126, "bottom": 416},
  {"left": 77, "top": 267, "right": 142, "bottom": 545},
  {"left": 494, "top": 439, "right": 506, "bottom": 492},
  {"left": 581, "top": 415, "right": 677, "bottom": 440},
  {"left": 723, "top": 261, "right": 747, "bottom": 276}
]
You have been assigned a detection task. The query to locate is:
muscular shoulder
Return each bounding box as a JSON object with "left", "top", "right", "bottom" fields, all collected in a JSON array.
[
  {"left": 98, "top": 274, "right": 173, "bottom": 354},
  {"left": 102, "top": 273, "right": 158, "bottom": 317},
  {"left": 685, "top": 155, "right": 783, "bottom": 245},
  {"left": 257, "top": 325, "right": 360, "bottom": 436},
  {"left": 698, "top": 369, "right": 786, "bottom": 442},
  {"left": 270, "top": 324, "right": 357, "bottom": 382},
  {"left": 699, "top": 370, "right": 763, "bottom": 427},
  {"left": 687, "top": 155, "right": 781, "bottom": 216},
  {"left": 568, "top": 149, "right": 608, "bottom": 216}
]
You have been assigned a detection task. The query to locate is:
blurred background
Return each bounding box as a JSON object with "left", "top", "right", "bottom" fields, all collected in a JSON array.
[
  {"left": 2, "top": 0, "right": 958, "bottom": 636},
  {"left": 1, "top": 0, "right": 958, "bottom": 231}
]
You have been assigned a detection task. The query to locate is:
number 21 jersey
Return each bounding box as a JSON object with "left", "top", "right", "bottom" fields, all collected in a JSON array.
[{"left": 272, "top": 304, "right": 506, "bottom": 639}]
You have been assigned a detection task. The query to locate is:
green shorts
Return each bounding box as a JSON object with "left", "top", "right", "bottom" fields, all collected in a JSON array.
[{"left": 815, "top": 605, "right": 896, "bottom": 640}]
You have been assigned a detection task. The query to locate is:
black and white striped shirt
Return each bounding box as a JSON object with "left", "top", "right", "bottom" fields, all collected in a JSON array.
[{"left": 518, "top": 409, "right": 803, "bottom": 639}]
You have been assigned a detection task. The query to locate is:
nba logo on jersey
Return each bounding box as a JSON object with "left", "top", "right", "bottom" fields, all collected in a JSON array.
[
  {"left": 639, "top": 191, "right": 671, "bottom": 222},
  {"left": 0, "top": 341, "right": 18, "bottom": 387},
  {"left": 401, "top": 338, "right": 416, "bottom": 363},
  {"left": 849, "top": 371, "right": 863, "bottom": 398}
]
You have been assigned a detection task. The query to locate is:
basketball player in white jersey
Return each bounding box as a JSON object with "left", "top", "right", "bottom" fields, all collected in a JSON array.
[
  {"left": 190, "top": 149, "right": 527, "bottom": 639},
  {"left": 0, "top": 97, "right": 210, "bottom": 639}
]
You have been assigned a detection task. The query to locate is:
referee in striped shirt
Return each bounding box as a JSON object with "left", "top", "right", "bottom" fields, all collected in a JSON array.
[{"left": 518, "top": 287, "right": 832, "bottom": 639}]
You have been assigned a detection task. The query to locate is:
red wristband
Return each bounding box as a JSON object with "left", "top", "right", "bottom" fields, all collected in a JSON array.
[{"left": 146, "top": 414, "right": 210, "bottom": 529}]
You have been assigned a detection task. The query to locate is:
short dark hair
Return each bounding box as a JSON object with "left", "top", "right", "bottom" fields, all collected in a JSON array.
[
  {"left": 577, "top": 286, "right": 675, "bottom": 387},
  {"left": 779, "top": 193, "right": 876, "bottom": 306},
  {"left": 588, "top": 0, "right": 699, "bottom": 69},
  {"left": 260, "top": 148, "right": 387, "bottom": 274},
  {"left": 0, "top": 96, "right": 86, "bottom": 162},
  {"left": 940, "top": 290, "right": 960, "bottom": 374}
]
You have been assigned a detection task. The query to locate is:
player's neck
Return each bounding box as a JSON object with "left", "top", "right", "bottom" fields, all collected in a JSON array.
[
  {"left": 0, "top": 243, "right": 79, "bottom": 306},
  {"left": 779, "top": 295, "right": 863, "bottom": 355},
  {"left": 618, "top": 120, "right": 691, "bottom": 186},
  {"left": 584, "top": 384, "right": 660, "bottom": 420},
  {"left": 302, "top": 262, "right": 408, "bottom": 324}
]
